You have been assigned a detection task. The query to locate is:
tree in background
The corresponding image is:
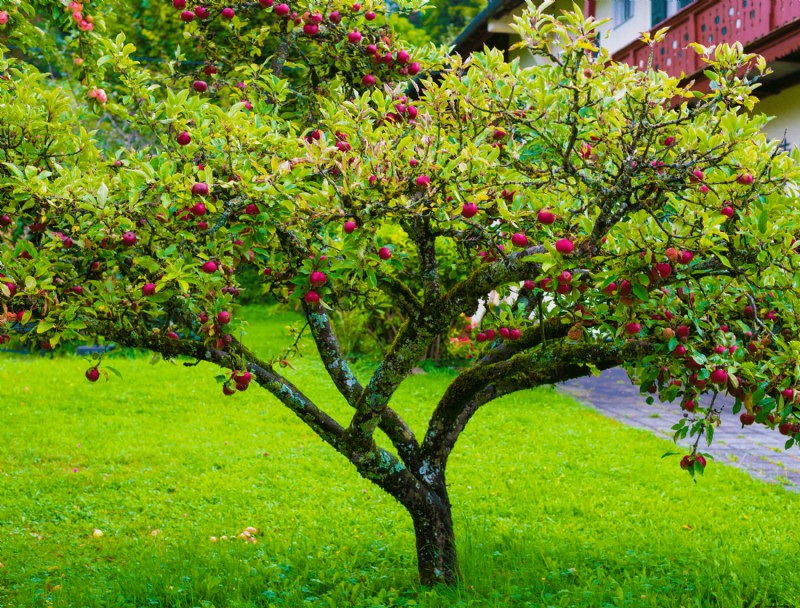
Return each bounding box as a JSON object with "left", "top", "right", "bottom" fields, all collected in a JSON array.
[
  {"left": 390, "top": 0, "right": 483, "bottom": 47},
  {"left": 1, "top": 0, "right": 799, "bottom": 586}
]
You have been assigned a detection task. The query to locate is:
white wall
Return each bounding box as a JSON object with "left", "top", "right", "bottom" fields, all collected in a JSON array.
[
  {"left": 756, "top": 83, "right": 800, "bottom": 149},
  {"left": 594, "top": 0, "right": 653, "bottom": 55}
]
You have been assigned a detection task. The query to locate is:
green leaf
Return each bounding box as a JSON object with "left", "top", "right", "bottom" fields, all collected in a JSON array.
[
  {"left": 583, "top": 363, "right": 600, "bottom": 377},
  {"left": 758, "top": 208, "right": 768, "bottom": 234},
  {"left": 632, "top": 283, "right": 649, "bottom": 301},
  {"left": 105, "top": 366, "right": 123, "bottom": 379},
  {"left": 36, "top": 321, "right": 55, "bottom": 334}
]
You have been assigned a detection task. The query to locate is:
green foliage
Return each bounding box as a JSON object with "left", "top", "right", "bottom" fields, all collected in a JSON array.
[
  {"left": 390, "top": 0, "right": 484, "bottom": 47},
  {"left": 2, "top": 309, "right": 800, "bottom": 607},
  {"left": 2, "top": 0, "right": 800, "bottom": 586}
]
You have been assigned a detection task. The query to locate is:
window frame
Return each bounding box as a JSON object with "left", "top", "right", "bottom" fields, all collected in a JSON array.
[{"left": 613, "top": 0, "right": 634, "bottom": 28}]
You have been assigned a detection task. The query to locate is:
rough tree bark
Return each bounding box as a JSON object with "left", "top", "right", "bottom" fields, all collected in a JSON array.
[{"left": 408, "top": 487, "right": 459, "bottom": 586}]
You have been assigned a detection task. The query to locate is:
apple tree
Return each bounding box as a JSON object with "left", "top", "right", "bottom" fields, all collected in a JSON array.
[{"left": 1, "top": 0, "right": 799, "bottom": 586}]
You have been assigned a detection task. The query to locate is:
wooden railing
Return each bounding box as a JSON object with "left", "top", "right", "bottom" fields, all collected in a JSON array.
[{"left": 612, "top": 0, "right": 800, "bottom": 78}]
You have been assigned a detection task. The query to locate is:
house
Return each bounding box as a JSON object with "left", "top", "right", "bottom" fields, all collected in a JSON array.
[{"left": 451, "top": 0, "right": 800, "bottom": 147}]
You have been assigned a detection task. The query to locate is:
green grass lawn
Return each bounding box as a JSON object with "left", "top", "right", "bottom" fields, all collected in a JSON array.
[{"left": 2, "top": 306, "right": 800, "bottom": 608}]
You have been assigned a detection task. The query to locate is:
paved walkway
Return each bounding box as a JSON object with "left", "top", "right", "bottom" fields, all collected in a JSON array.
[{"left": 560, "top": 368, "right": 800, "bottom": 490}]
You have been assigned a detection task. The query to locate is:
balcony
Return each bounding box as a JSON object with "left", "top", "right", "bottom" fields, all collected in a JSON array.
[{"left": 612, "top": 0, "right": 800, "bottom": 81}]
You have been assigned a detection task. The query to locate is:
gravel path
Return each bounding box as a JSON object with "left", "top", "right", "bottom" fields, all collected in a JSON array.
[{"left": 560, "top": 368, "right": 800, "bottom": 490}]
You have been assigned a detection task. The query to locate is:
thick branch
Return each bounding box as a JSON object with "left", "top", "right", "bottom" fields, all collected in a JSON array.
[
  {"left": 343, "top": 245, "right": 547, "bottom": 451},
  {"left": 97, "top": 325, "right": 348, "bottom": 450},
  {"left": 304, "top": 302, "right": 421, "bottom": 468},
  {"left": 377, "top": 274, "right": 422, "bottom": 316},
  {"left": 345, "top": 318, "right": 440, "bottom": 449},
  {"left": 422, "top": 338, "right": 658, "bottom": 470},
  {"left": 96, "top": 322, "right": 432, "bottom": 505},
  {"left": 410, "top": 216, "right": 441, "bottom": 303}
]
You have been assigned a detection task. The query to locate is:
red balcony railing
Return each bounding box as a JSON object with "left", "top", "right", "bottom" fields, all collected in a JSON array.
[{"left": 612, "top": 0, "right": 800, "bottom": 79}]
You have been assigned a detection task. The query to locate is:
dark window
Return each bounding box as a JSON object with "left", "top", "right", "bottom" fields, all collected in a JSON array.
[
  {"left": 653, "top": 0, "right": 696, "bottom": 27},
  {"left": 614, "top": 0, "right": 634, "bottom": 26},
  {"left": 651, "top": 0, "right": 667, "bottom": 26}
]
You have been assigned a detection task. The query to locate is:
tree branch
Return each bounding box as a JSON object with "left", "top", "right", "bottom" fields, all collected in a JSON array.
[
  {"left": 303, "top": 302, "right": 421, "bottom": 469},
  {"left": 422, "top": 338, "right": 658, "bottom": 471}
]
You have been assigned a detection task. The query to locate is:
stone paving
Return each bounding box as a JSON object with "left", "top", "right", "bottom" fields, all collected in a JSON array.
[{"left": 560, "top": 368, "right": 800, "bottom": 490}]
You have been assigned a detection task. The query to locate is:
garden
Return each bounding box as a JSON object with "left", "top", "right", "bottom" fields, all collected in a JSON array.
[{"left": 2, "top": 0, "right": 800, "bottom": 606}]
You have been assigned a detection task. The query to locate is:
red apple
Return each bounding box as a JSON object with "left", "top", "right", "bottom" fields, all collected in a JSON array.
[
  {"left": 201, "top": 260, "right": 218, "bottom": 274},
  {"left": 310, "top": 271, "right": 327, "bottom": 287},
  {"left": 511, "top": 233, "right": 528, "bottom": 247},
  {"left": 461, "top": 203, "right": 478, "bottom": 219},
  {"left": 740, "top": 412, "right": 756, "bottom": 426},
  {"left": 555, "top": 238, "right": 574, "bottom": 255},
  {"left": 655, "top": 262, "right": 671, "bottom": 279},
  {"left": 624, "top": 322, "right": 641, "bottom": 335},
  {"left": 537, "top": 209, "right": 555, "bottom": 224},
  {"left": 378, "top": 247, "right": 392, "bottom": 260},
  {"left": 709, "top": 368, "right": 728, "bottom": 385},
  {"left": 85, "top": 368, "right": 100, "bottom": 382}
]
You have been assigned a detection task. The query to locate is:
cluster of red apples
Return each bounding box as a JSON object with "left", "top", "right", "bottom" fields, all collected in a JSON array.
[{"left": 172, "top": 0, "right": 418, "bottom": 93}]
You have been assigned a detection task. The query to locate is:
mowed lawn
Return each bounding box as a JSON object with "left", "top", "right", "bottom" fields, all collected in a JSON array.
[{"left": 1, "top": 307, "right": 800, "bottom": 608}]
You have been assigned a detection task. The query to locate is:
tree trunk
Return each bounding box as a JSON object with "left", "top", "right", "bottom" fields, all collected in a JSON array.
[{"left": 409, "top": 491, "right": 459, "bottom": 586}]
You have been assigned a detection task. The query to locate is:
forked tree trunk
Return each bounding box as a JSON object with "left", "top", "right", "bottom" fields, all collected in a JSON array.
[{"left": 408, "top": 489, "right": 459, "bottom": 586}]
